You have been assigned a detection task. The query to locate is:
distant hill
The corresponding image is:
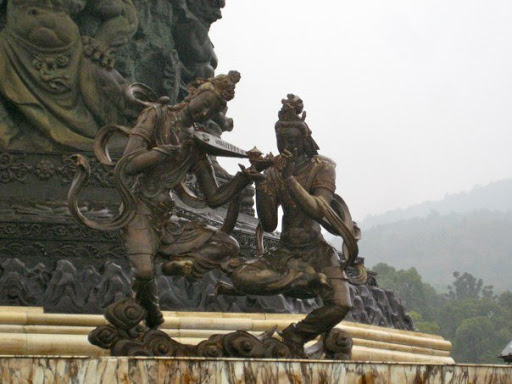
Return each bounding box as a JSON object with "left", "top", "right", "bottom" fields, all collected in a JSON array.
[
  {"left": 327, "top": 178, "right": 512, "bottom": 292},
  {"left": 355, "top": 210, "right": 512, "bottom": 292},
  {"left": 361, "top": 178, "right": 512, "bottom": 229}
]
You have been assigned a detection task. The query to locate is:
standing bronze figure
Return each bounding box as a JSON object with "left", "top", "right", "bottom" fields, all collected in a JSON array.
[
  {"left": 217, "top": 94, "right": 365, "bottom": 355},
  {"left": 68, "top": 71, "right": 265, "bottom": 329}
]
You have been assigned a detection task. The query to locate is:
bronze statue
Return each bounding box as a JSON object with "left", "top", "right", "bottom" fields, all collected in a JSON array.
[
  {"left": 0, "top": 0, "right": 144, "bottom": 151},
  {"left": 171, "top": 0, "right": 224, "bottom": 86},
  {"left": 68, "top": 71, "right": 267, "bottom": 329},
  {"left": 217, "top": 94, "right": 365, "bottom": 355}
]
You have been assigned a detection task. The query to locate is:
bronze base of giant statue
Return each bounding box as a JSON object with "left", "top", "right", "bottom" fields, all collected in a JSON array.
[{"left": 0, "top": 151, "right": 414, "bottom": 332}]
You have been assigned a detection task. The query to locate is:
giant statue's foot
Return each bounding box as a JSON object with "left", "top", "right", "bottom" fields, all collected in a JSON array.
[
  {"left": 132, "top": 277, "right": 164, "bottom": 329},
  {"left": 161, "top": 259, "right": 194, "bottom": 277},
  {"left": 89, "top": 298, "right": 353, "bottom": 359},
  {"left": 214, "top": 281, "right": 246, "bottom": 296}
]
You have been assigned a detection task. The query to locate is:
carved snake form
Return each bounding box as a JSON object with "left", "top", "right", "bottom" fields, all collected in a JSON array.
[{"left": 67, "top": 125, "right": 139, "bottom": 231}]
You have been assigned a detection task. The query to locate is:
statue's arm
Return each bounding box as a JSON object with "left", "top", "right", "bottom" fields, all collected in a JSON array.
[
  {"left": 89, "top": 0, "right": 139, "bottom": 48},
  {"left": 286, "top": 178, "right": 333, "bottom": 220},
  {"left": 255, "top": 171, "right": 279, "bottom": 232},
  {"left": 122, "top": 109, "right": 179, "bottom": 175},
  {"left": 193, "top": 152, "right": 252, "bottom": 208},
  {"left": 285, "top": 162, "right": 336, "bottom": 221},
  {"left": 122, "top": 137, "right": 178, "bottom": 176}
]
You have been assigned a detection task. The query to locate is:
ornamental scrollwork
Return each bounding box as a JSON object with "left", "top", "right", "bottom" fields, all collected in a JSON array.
[
  {"left": 0, "top": 151, "right": 117, "bottom": 187},
  {"left": 34, "top": 159, "right": 56, "bottom": 180},
  {"left": 0, "top": 152, "right": 31, "bottom": 183}
]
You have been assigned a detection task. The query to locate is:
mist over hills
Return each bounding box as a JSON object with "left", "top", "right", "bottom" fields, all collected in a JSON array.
[
  {"left": 328, "top": 178, "right": 512, "bottom": 292},
  {"left": 361, "top": 178, "right": 512, "bottom": 229},
  {"left": 359, "top": 210, "right": 512, "bottom": 292}
]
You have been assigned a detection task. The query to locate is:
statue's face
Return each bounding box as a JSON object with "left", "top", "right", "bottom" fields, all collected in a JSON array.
[
  {"left": 186, "top": 0, "right": 225, "bottom": 24},
  {"left": 187, "top": 90, "right": 226, "bottom": 123},
  {"left": 276, "top": 127, "right": 306, "bottom": 156},
  {"left": 8, "top": 4, "right": 79, "bottom": 47}
]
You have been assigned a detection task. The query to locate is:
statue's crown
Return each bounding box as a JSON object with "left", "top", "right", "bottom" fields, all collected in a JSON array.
[
  {"left": 275, "top": 94, "right": 309, "bottom": 133},
  {"left": 191, "top": 70, "right": 241, "bottom": 101},
  {"left": 277, "top": 94, "right": 306, "bottom": 123},
  {"left": 275, "top": 94, "right": 320, "bottom": 155},
  {"left": 180, "top": 70, "right": 240, "bottom": 107}
]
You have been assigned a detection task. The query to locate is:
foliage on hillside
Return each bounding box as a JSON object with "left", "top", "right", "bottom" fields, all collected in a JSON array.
[{"left": 373, "top": 263, "right": 512, "bottom": 363}]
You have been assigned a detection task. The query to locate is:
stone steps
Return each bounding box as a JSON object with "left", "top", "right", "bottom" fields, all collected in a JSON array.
[{"left": 0, "top": 307, "right": 453, "bottom": 363}]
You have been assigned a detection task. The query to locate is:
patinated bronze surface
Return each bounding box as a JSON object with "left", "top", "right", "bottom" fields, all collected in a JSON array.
[
  {"left": 217, "top": 95, "right": 366, "bottom": 355},
  {"left": 171, "top": 0, "right": 224, "bottom": 87},
  {"left": 88, "top": 297, "right": 353, "bottom": 359},
  {"left": 68, "top": 71, "right": 270, "bottom": 328},
  {"left": 0, "top": 0, "right": 146, "bottom": 151}
]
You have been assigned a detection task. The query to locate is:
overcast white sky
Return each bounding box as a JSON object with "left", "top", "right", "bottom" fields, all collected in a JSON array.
[{"left": 210, "top": 0, "right": 512, "bottom": 220}]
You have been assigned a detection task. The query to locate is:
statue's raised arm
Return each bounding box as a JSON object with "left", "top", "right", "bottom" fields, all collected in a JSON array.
[{"left": 88, "top": 0, "right": 138, "bottom": 48}]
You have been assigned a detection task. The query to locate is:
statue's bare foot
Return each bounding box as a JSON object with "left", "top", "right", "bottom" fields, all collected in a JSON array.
[
  {"left": 214, "top": 281, "right": 246, "bottom": 296},
  {"left": 298, "top": 272, "right": 331, "bottom": 293},
  {"left": 316, "top": 273, "right": 330, "bottom": 290},
  {"left": 301, "top": 268, "right": 330, "bottom": 291},
  {"left": 162, "top": 260, "right": 194, "bottom": 277}
]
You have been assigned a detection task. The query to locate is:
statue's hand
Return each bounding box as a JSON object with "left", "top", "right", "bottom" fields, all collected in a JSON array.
[
  {"left": 238, "top": 164, "right": 265, "bottom": 182},
  {"left": 249, "top": 153, "right": 275, "bottom": 173},
  {"left": 278, "top": 149, "right": 296, "bottom": 179},
  {"left": 81, "top": 36, "right": 115, "bottom": 70}
]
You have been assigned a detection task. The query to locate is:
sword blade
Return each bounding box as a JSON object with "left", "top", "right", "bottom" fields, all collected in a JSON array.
[{"left": 194, "top": 132, "right": 248, "bottom": 158}]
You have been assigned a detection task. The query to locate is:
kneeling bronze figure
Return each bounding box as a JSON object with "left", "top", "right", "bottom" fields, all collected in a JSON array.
[{"left": 217, "top": 94, "right": 365, "bottom": 356}]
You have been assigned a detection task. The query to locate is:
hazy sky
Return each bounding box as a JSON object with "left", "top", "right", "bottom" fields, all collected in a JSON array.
[{"left": 210, "top": 0, "right": 512, "bottom": 220}]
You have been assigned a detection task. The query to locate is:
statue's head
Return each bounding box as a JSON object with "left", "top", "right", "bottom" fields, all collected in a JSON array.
[
  {"left": 186, "top": 0, "right": 225, "bottom": 25},
  {"left": 184, "top": 70, "right": 240, "bottom": 123},
  {"left": 275, "top": 94, "right": 319, "bottom": 157}
]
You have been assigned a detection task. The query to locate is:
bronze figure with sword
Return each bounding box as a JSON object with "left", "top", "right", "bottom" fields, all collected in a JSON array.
[{"left": 68, "top": 71, "right": 272, "bottom": 329}]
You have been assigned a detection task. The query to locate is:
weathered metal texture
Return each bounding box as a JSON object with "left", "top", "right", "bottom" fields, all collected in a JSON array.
[
  {"left": 0, "top": 228, "right": 410, "bottom": 331},
  {"left": 0, "top": 1, "right": 412, "bottom": 334},
  {"left": 87, "top": 298, "right": 352, "bottom": 359},
  {"left": 0, "top": 253, "right": 413, "bottom": 331},
  {"left": 0, "top": 0, "right": 228, "bottom": 152},
  {"left": 0, "top": 147, "right": 373, "bottom": 322}
]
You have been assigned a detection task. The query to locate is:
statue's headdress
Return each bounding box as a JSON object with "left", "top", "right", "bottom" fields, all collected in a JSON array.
[
  {"left": 168, "top": 70, "right": 241, "bottom": 112},
  {"left": 275, "top": 94, "right": 319, "bottom": 156},
  {"left": 187, "top": 70, "right": 240, "bottom": 102}
]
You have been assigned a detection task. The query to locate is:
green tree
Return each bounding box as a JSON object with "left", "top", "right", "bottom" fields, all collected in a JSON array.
[
  {"left": 447, "top": 271, "right": 487, "bottom": 300},
  {"left": 372, "top": 263, "right": 443, "bottom": 321},
  {"left": 454, "top": 317, "right": 501, "bottom": 363},
  {"left": 372, "top": 264, "right": 512, "bottom": 364}
]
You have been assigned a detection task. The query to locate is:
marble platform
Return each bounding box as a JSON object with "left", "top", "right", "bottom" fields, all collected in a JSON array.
[
  {"left": 0, "top": 356, "right": 511, "bottom": 383},
  {"left": 0, "top": 306, "right": 453, "bottom": 363}
]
